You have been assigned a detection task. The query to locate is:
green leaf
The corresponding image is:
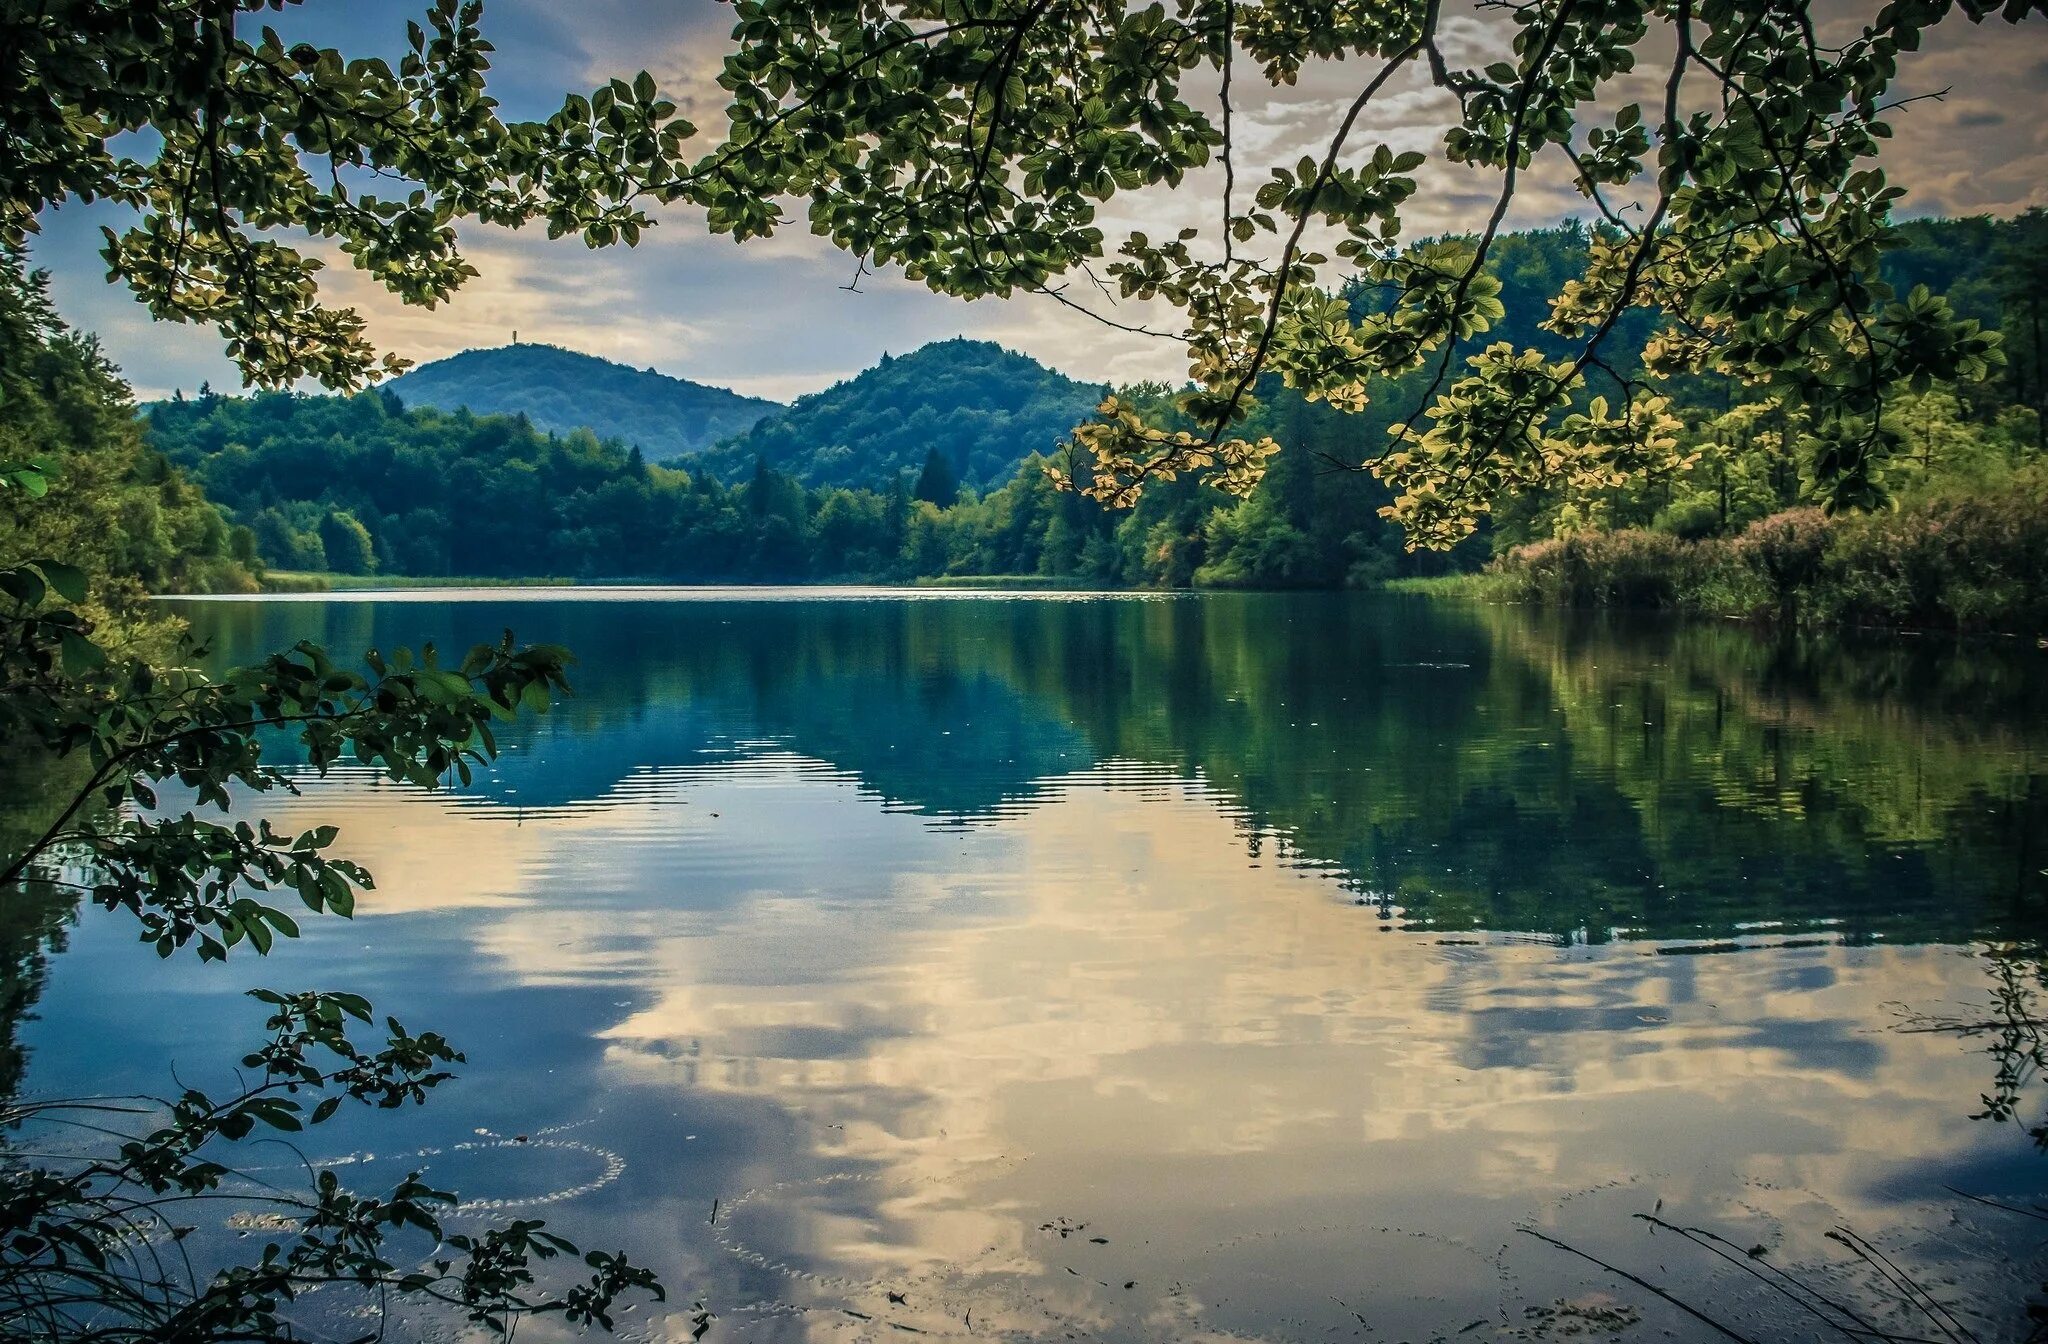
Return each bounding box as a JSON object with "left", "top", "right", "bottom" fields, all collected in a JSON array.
[
  {"left": 60, "top": 631, "right": 107, "bottom": 673},
  {"left": 0, "top": 566, "right": 45, "bottom": 608},
  {"left": 36, "top": 560, "right": 88, "bottom": 603}
]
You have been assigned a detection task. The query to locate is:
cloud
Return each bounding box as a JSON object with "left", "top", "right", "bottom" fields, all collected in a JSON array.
[{"left": 393, "top": 763, "right": 2018, "bottom": 1333}]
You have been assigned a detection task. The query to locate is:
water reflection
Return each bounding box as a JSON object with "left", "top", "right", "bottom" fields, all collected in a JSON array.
[{"left": 16, "top": 592, "right": 2048, "bottom": 1339}]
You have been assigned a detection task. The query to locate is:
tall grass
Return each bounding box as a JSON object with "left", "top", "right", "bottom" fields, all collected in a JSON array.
[{"left": 1484, "top": 471, "right": 2048, "bottom": 633}]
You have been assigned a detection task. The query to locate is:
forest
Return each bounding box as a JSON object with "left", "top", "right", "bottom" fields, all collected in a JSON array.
[
  {"left": 0, "top": 261, "right": 258, "bottom": 612},
  {"left": 138, "top": 213, "right": 2046, "bottom": 626},
  {"left": 383, "top": 342, "right": 779, "bottom": 459}
]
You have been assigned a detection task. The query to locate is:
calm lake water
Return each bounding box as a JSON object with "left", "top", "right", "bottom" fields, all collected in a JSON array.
[{"left": 20, "top": 590, "right": 2048, "bottom": 1340}]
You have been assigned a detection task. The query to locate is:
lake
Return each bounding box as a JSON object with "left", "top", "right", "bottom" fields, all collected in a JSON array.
[{"left": 17, "top": 589, "right": 2048, "bottom": 1341}]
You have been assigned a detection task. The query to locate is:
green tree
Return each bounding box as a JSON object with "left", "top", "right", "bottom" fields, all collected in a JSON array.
[
  {"left": 1990, "top": 207, "right": 2048, "bottom": 448},
  {"left": 913, "top": 446, "right": 961, "bottom": 506},
  {"left": 1, "top": 0, "right": 697, "bottom": 389},
  {"left": 251, "top": 505, "right": 325, "bottom": 571},
  {"left": 0, "top": 259, "right": 254, "bottom": 603},
  {"left": 679, "top": 0, "right": 2016, "bottom": 544},
  {"left": 318, "top": 508, "right": 376, "bottom": 575},
  {"left": 0, "top": 3, "right": 718, "bottom": 1333}
]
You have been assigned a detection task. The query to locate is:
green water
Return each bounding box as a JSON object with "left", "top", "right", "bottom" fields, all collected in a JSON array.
[{"left": 16, "top": 590, "right": 2048, "bottom": 1340}]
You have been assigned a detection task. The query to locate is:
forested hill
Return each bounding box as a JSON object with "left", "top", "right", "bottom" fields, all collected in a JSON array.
[
  {"left": 383, "top": 343, "right": 779, "bottom": 458},
  {"left": 690, "top": 338, "right": 1106, "bottom": 490}
]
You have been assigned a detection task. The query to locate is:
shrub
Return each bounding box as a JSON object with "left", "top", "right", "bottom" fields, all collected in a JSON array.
[
  {"left": 1483, "top": 482, "right": 2048, "bottom": 633},
  {"left": 1657, "top": 498, "right": 1723, "bottom": 541},
  {"left": 1728, "top": 508, "right": 1830, "bottom": 621},
  {"left": 1818, "top": 470, "right": 2048, "bottom": 632},
  {"left": 1490, "top": 530, "right": 1695, "bottom": 609}
]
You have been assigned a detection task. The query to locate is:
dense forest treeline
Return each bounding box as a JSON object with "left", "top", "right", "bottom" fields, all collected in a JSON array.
[
  {"left": 143, "top": 382, "right": 1481, "bottom": 586},
  {"left": 0, "top": 259, "right": 256, "bottom": 616},
  {"left": 125, "top": 212, "right": 2048, "bottom": 610}
]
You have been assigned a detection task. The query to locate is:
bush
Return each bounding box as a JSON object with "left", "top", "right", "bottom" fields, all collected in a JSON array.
[
  {"left": 1484, "top": 481, "right": 2048, "bottom": 633},
  {"left": 1490, "top": 529, "right": 1696, "bottom": 609},
  {"left": 1656, "top": 498, "right": 1723, "bottom": 541},
  {"left": 1729, "top": 508, "right": 1830, "bottom": 620},
  {"left": 1818, "top": 470, "right": 2048, "bottom": 632}
]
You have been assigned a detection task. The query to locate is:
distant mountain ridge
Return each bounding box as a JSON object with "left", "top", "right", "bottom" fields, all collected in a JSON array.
[
  {"left": 690, "top": 337, "right": 1106, "bottom": 490},
  {"left": 384, "top": 343, "right": 778, "bottom": 458}
]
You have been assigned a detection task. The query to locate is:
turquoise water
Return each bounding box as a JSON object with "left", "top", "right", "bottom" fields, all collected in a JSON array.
[{"left": 18, "top": 590, "right": 2048, "bottom": 1340}]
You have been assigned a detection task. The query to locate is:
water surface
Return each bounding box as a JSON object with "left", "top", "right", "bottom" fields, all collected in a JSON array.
[{"left": 19, "top": 591, "right": 2048, "bottom": 1340}]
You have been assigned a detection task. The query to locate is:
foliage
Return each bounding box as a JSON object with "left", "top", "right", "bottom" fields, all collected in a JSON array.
[
  {"left": 142, "top": 380, "right": 1467, "bottom": 587},
  {"left": 138, "top": 216, "right": 2020, "bottom": 593},
  {"left": 2, "top": 986, "right": 660, "bottom": 1342},
  {"left": 913, "top": 445, "right": 962, "bottom": 505},
  {"left": 9, "top": 0, "right": 2034, "bottom": 537},
  {"left": 386, "top": 343, "right": 778, "bottom": 459},
  {"left": 0, "top": 543, "right": 664, "bottom": 1337},
  {"left": 1484, "top": 529, "right": 1692, "bottom": 610},
  {"left": 683, "top": 0, "right": 2024, "bottom": 541},
  {"left": 2, "top": 0, "right": 697, "bottom": 388},
  {"left": 2, "top": 58, "right": 673, "bottom": 1324},
  {"left": 1821, "top": 477, "right": 2048, "bottom": 632},
  {"left": 1728, "top": 507, "right": 1829, "bottom": 619},
  {"left": 0, "top": 257, "right": 255, "bottom": 610},
  {"left": 1987, "top": 208, "right": 2048, "bottom": 450},
  {"left": 1484, "top": 469, "right": 2048, "bottom": 632}
]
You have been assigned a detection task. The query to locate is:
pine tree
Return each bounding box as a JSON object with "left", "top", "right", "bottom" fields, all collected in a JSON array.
[{"left": 913, "top": 447, "right": 959, "bottom": 506}]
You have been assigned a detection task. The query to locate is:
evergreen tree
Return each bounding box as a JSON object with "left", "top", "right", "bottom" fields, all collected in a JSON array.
[{"left": 914, "top": 447, "right": 960, "bottom": 506}]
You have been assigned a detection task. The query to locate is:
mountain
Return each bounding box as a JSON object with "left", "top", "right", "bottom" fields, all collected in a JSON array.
[
  {"left": 383, "top": 343, "right": 778, "bottom": 458},
  {"left": 691, "top": 338, "right": 1106, "bottom": 490}
]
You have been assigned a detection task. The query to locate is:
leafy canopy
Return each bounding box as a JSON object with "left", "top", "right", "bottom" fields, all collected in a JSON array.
[
  {"left": 689, "top": 0, "right": 2024, "bottom": 542},
  {"left": 1, "top": 0, "right": 2031, "bottom": 541},
  {"left": 3, "top": 0, "right": 698, "bottom": 387}
]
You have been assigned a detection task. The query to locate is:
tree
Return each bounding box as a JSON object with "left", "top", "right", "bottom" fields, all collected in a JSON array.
[
  {"left": 913, "top": 446, "right": 960, "bottom": 506},
  {"left": 1, "top": 4, "right": 704, "bottom": 1333},
  {"left": 1990, "top": 207, "right": 2048, "bottom": 449},
  {"left": 0, "top": 259, "right": 255, "bottom": 600},
  {"left": 0, "top": 268, "right": 668, "bottom": 1337},
  {"left": 1, "top": 0, "right": 697, "bottom": 389},
  {"left": 687, "top": 0, "right": 2018, "bottom": 544},
  {"left": 5, "top": 0, "right": 2027, "bottom": 545},
  {"left": 319, "top": 508, "right": 376, "bottom": 574}
]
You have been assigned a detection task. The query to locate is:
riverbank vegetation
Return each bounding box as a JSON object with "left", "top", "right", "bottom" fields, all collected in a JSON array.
[{"left": 1480, "top": 475, "right": 2048, "bottom": 633}]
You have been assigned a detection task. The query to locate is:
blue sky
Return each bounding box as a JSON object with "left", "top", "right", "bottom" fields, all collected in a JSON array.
[{"left": 28, "top": 0, "right": 2048, "bottom": 403}]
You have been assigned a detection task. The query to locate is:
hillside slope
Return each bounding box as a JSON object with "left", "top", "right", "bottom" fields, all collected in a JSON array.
[
  {"left": 384, "top": 343, "right": 778, "bottom": 458},
  {"left": 692, "top": 338, "right": 1105, "bottom": 490}
]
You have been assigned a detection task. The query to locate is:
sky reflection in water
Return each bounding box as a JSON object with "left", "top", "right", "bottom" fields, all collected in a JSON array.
[{"left": 22, "top": 592, "right": 2048, "bottom": 1341}]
